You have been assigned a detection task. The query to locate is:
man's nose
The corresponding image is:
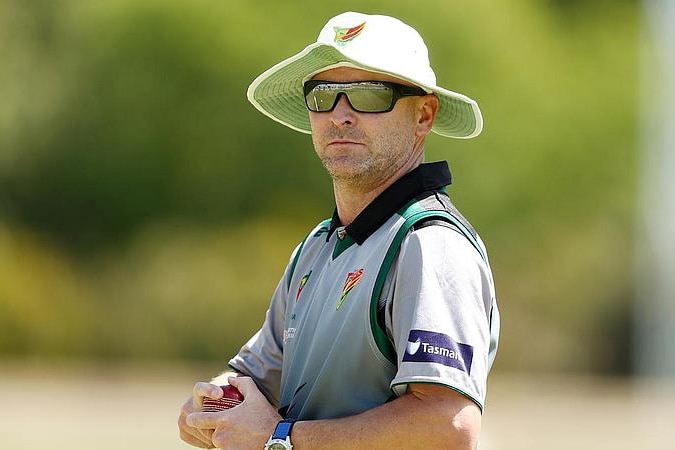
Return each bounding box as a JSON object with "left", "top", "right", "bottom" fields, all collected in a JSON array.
[{"left": 330, "top": 93, "right": 356, "bottom": 127}]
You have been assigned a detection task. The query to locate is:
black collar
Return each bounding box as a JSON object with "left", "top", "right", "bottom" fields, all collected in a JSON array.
[{"left": 327, "top": 161, "right": 452, "bottom": 244}]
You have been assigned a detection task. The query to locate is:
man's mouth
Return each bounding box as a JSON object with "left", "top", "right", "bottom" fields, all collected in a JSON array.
[{"left": 328, "top": 139, "right": 362, "bottom": 146}]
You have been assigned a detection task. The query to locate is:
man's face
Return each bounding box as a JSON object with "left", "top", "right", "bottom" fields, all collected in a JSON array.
[{"left": 307, "top": 67, "right": 427, "bottom": 189}]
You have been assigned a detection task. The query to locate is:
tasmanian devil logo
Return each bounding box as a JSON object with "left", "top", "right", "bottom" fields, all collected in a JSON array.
[
  {"left": 333, "top": 22, "right": 366, "bottom": 46},
  {"left": 336, "top": 268, "right": 364, "bottom": 310}
]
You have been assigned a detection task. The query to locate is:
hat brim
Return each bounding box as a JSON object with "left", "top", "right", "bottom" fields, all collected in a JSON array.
[{"left": 247, "top": 43, "right": 483, "bottom": 139}]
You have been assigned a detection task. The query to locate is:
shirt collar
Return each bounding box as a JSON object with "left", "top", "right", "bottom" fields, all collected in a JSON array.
[{"left": 327, "top": 161, "right": 452, "bottom": 244}]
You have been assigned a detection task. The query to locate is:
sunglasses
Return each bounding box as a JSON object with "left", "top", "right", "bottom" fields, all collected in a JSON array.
[{"left": 303, "top": 80, "right": 429, "bottom": 113}]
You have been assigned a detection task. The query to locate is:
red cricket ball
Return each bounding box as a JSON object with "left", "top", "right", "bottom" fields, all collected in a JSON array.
[{"left": 202, "top": 385, "right": 244, "bottom": 412}]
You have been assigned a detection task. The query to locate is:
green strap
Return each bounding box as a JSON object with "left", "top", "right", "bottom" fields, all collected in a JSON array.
[
  {"left": 369, "top": 207, "right": 486, "bottom": 364},
  {"left": 286, "top": 219, "right": 331, "bottom": 290}
]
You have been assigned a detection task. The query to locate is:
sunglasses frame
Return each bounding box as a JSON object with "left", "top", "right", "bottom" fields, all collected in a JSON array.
[{"left": 303, "top": 80, "right": 429, "bottom": 113}]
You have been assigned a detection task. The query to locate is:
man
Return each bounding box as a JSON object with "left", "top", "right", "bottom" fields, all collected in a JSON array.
[{"left": 178, "top": 11, "right": 499, "bottom": 450}]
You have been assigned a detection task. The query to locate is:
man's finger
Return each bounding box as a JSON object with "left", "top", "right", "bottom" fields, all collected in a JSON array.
[
  {"left": 178, "top": 413, "right": 214, "bottom": 448},
  {"left": 187, "top": 411, "right": 227, "bottom": 430},
  {"left": 197, "top": 427, "right": 215, "bottom": 443},
  {"left": 179, "top": 429, "right": 213, "bottom": 449},
  {"left": 227, "top": 376, "right": 257, "bottom": 398},
  {"left": 192, "top": 382, "right": 223, "bottom": 409}
]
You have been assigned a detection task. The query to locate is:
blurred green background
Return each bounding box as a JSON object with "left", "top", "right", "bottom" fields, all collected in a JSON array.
[
  {"left": 1, "top": 0, "right": 638, "bottom": 376},
  {"left": 7, "top": 0, "right": 671, "bottom": 449}
]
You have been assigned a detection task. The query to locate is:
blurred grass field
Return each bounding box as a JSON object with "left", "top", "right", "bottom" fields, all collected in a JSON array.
[{"left": 2, "top": 361, "right": 674, "bottom": 450}]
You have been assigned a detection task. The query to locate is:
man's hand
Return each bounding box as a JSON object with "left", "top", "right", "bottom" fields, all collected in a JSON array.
[
  {"left": 186, "top": 376, "right": 282, "bottom": 450},
  {"left": 178, "top": 381, "right": 226, "bottom": 448}
]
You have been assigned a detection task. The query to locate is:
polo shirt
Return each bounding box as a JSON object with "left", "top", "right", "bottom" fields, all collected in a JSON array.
[{"left": 229, "top": 161, "right": 499, "bottom": 419}]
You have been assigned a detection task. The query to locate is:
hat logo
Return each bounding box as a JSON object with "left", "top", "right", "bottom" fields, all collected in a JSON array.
[{"left": 333, "top": 22, "right": 366, "bottom": 46}]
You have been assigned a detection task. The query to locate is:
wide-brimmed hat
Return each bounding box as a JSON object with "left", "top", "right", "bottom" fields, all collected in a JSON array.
[{"left": 247, "top": 11, "right": 483, "bottom": 139}]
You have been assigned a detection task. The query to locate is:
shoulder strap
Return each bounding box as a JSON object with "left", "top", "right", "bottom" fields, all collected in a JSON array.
[
  {"left": 286, "top": 219, "right": 331, "bottom": 290},
  {"left": 369, "top": 201, "right": 487, "bottom": 364}
]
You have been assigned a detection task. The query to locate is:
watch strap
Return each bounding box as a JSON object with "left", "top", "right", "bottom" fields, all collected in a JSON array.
[{"left": 272, "top": 419, "right": 296, "bottom": 440}]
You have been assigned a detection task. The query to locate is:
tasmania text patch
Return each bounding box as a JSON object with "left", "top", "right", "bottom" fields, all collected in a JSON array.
[{"left": 402, "top": 329, "right": 474, "bottom": 374}]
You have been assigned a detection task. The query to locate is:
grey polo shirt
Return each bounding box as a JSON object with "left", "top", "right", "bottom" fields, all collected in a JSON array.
[{"left": 229, "top": 161, "right": 499, "bottom": 420}]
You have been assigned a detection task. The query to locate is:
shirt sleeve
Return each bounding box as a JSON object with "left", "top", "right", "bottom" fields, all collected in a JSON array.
[
  {"left": 227, "top": 244, "right": 300, "bottom": 408},
  {"left": 387, "top": 225, "right": 498, "bottom": 411}
]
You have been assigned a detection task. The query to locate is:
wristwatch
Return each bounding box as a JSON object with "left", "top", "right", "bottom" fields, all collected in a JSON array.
[{"left": 264, "top": 419, "right": 295, "bottom": 450}]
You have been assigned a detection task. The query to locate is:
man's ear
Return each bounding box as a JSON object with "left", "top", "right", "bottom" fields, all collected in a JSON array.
[{"left": 415, "top": 94, "right": 439, "bottom": 137}]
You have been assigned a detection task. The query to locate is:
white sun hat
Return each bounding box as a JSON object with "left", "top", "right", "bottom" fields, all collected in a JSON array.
[{"left": 247, "top": 11, "right": 483, "bottom": 139}]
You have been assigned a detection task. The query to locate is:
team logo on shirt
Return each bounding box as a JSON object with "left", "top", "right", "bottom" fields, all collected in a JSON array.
[
  {"left": 336, "top": 268, "right": 364, "bottom": 310},
  {"left": 296, "top": 271, "right": 312, "bottom": 302},
  {"left": 403, "top": 329, "right": 474, "bottom": 374},
  {"left": 333, "top": 22, "right": 366, "bottom": 46},
  {"left": 283, "top": 327, "right": 297, "bottom": 343}
]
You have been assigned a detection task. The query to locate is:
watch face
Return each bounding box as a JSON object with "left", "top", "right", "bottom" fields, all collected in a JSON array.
[{"left": 268, "top": 443, "right": 287, "bottom": 450}]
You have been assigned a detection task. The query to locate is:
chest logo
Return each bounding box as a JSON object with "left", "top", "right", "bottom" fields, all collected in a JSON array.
[
  {"left": 296, "top": 271, "right": 312, "bottom": 302},
  {"left": 336, "top": 268, "right": 364, "bottom": 310}
]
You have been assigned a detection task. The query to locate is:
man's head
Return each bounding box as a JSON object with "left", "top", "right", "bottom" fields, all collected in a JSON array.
[
  {"left": 307, "top": 66, "right": 438, "bottom": 187},
  {"left": 247, "top": 12, "right": 483, "bottom": 140}
]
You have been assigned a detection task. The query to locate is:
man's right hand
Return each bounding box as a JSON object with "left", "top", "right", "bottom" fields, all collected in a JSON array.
[{"left": 178, "top": 381, "right": 225, "bottom": 448}]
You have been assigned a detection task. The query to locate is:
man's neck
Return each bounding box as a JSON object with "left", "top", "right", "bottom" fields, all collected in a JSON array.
[
  {"left": 333, "top": 157, "right": 423, "bottom": 226},
  {"left": 332, "top": 184, "right": 383, "bottom": 227}
]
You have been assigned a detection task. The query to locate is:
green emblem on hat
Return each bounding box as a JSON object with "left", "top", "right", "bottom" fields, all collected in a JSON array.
[{"left": 333, "top": 22, "right": 366, "bottom": 46}]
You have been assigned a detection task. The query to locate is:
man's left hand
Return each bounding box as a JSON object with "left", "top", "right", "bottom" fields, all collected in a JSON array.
[{"left": 186, "top": 376, "right": 281, "bottom": 450}]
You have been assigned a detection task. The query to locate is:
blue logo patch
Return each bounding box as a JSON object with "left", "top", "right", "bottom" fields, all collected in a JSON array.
[{"left": 402, "top": 329, "right": 474, "bottom": 374}]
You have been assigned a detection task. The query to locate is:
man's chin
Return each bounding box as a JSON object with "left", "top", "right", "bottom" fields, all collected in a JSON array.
[
  {"left": 323, "top": 162, "right": 362, "bottom": 180},
  {"left": 323, "top": 164, "right": 384, "bottom": 189}
]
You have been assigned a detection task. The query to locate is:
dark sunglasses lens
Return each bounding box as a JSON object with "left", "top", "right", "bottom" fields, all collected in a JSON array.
[
  {"left": 305, "top": 83, "right": 395, "bottom": 112},
  {"left": 306, "top": 85, "right": 338, "bottom": 112},
  {"left": 347, "top": 84, "right": 394, "bottom": 112}
]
